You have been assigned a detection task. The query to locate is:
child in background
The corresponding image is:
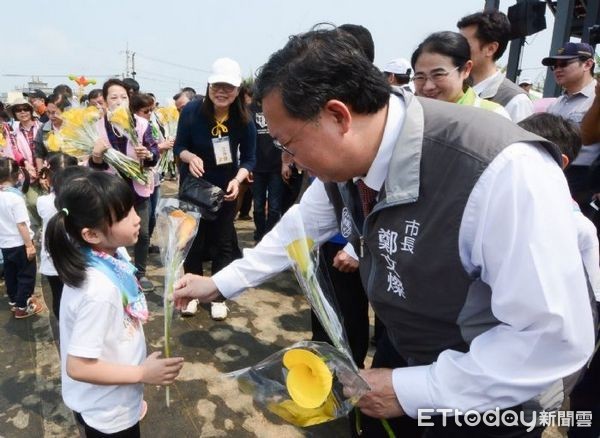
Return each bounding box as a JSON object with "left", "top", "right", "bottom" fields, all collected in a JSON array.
[
  {"left": 36, "top": 153, "right": 78, "bottom": 320},
  {"left": 46, "top": 171, "right": 183, "bottom": 437},
  {"left": 0, "top": 157, "right": 43, "bottom": 318}
]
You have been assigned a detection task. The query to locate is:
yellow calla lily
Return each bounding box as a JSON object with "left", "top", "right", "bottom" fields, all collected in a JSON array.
[
  {"left": 283, "top": 348, "right": 332, "bottom": 409},
  {"left": 285, "top": 238, "right": 315, "bottom": 274},
  {"left": 169, "top": 209, "right": 198, "bottom": 249},
  {"left": 268, "top": 392, "right": 336, "bottom": 427},
  {"left": 46, "top": 132, "right": 63, "bottom": 152}
]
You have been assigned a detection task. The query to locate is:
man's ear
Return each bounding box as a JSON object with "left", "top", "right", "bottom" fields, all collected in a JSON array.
[
  {"left": 81, "top": 227, "right": 102, "bottom": 245},
  {"left": 324, "top": 99, "right": 352, "bottom": 134},
  {"left": 561, "top": 153, "right": 570, "bottom": 170},
  {"left": 484, "top": 41, "right": 500, "bottom": 59}
]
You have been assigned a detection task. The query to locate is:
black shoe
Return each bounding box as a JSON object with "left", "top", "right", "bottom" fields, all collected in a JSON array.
[
  {"left": 148, "top": 245, "right": 160, "bottom": 254},
  {"left": 238, "top": 214, "right": 252, "bottom": 221},
  {"left": 138, "top": 276, "right": 155, "bottom": 293}
]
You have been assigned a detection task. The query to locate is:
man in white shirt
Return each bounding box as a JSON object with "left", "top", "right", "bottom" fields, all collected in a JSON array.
[
  {"left": 173, "top": 28, "right": 594, "bottom": 437},
  {"left": 458, "top": 10, "right": 534, "bottom": 122}
]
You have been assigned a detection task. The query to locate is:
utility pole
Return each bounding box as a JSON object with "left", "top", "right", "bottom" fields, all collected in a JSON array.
[
  {"left": 124, "top": 44, "right": 131, "bottom": 78},
  {"left": 131, "top": 52, "right": 136, "bottom": 79}
]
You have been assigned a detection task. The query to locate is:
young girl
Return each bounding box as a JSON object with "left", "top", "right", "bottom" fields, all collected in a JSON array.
[
  {"left": 36, "top": 153, "right": 78, "bottom": 320},
  {"left": 0, "top": 157, "right": 43, "bottom": 318},
  {"left": 46, "top": 171, "right": 183, "bottom": 437}
]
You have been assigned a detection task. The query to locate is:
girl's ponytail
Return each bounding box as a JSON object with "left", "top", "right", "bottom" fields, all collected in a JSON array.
[
  {"left": 46, "top": 208, "right": 87, "bottom": 288},
  {"left": 20, "top": 166, "right": 30, "bottom": 194}
]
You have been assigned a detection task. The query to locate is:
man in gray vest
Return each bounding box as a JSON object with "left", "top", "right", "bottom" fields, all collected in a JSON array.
[
  {"left": 458, "top": 10, "right": 533, "bottom": 122},
  {"left": 173, "top": 28, "right": 594, "bottom": 437}
]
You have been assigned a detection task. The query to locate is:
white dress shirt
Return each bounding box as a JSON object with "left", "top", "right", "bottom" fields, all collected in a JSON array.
[{"left": 213, "top": 95, "right": 594, "bottom": 417}]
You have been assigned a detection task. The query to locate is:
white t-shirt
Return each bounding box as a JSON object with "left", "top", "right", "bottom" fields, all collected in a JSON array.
[
  {"left": 0, "top": 188, "right": 33, "bottom": 248},
  {"left": 36, "top": 193, "right": 57, "bottom": 276},
  {"left": 60, "top": 268, "right": 146, "bottom": 434}
]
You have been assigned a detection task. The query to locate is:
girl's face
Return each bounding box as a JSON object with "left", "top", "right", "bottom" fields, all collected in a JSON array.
[
  {"left": 46, "top": 103, "right": 62, "bottom": 125},
  {"left": 413, "top": 52, "right": 471, "bottom": 103},
  {"left": 208, "top": 83, "right": 239, "bottom": 113},
  {"left": 106, "top": 85, "right": 129, "bottom": 111},
  {"left": 91, "top": 207, "right": 140, "bottom": 253}
]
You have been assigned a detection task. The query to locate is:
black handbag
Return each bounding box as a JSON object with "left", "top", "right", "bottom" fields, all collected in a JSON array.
[{"left": 178, "top": 175, "right": 224, "bottom": 221}]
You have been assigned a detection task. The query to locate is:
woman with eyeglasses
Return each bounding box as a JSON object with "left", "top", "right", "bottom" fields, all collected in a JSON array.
[
  {"left": 411, "top": 31, "right": 510, "bottom": 119},
  {"left": 7, "top": 97, "right": 44, "bottom": 233},
  {"left": 174, "top": 57, "right": 256, "bottom": 320}
]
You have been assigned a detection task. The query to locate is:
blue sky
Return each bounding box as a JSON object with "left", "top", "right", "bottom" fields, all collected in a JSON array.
[{"left": 3, "top": 0, "right": 559, "bottom": 103}]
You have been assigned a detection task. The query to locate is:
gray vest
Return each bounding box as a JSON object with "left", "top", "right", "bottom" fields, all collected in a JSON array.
[
  {"left": 486, "top": 77, "right": 527, "bottom": 108},
  {"left": 325, "top": 93, "right": 560, "bottom": 366}
]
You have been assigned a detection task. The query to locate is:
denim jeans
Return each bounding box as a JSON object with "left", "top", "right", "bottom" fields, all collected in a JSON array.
[
  {"left": 133, "top": 199, "right": 150, "bottom": 277},
  {"left": 148, "top": 185, "right": 160, "bottom": 238},
  {"left": 252, "top": 172, "right": 284, "bottom": 241},
  {"left": 2, "top": 246, "right": 36, "bottom": 308}
]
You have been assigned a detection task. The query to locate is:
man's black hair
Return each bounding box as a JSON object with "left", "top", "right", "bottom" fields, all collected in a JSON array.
[
  {"left": 339, "top": 23, "right": 375, "bottom": 63},
  {"left": 254, "top": 28, "right": 390, "bottom": 121},
  {"left": 518, "top": 113, "right": 581, "bottom": 166},
  {"left": 457, "top": 10, "right": 511, "bottom": 60}
]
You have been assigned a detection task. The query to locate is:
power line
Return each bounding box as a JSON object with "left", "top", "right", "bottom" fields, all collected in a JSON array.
[{"left": 135, "top": 53, "right": 210, "bottom": 73}]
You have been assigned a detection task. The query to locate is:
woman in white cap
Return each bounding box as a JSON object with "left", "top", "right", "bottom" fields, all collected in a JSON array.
[
  {"left": 411, "top": 31, "right": 510, "bottom": 119},
  {"left": 174, "top": 57, "right": 256, "bottom": 320}
]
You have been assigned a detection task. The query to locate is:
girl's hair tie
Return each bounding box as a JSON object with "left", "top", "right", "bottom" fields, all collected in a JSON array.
[{"left": 61, "top": 208, "right": 69, "bottom": 216}]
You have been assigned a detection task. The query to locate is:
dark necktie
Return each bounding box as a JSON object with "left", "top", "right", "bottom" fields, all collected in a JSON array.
[{"left": 356, "top": 179, "right": 378, "bottom": 217}]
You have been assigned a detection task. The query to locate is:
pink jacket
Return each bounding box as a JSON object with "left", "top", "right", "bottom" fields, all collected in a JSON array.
[{"left": 96, "top": 115, "right": 154, "bottom": 197}]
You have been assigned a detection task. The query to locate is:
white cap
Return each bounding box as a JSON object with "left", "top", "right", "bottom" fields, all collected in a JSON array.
[
  {"left": 519, "top": 77, "right": 533, "bottom": 85},
  {"left": 208, "top": 57, "right": 242, "bottom": 87},
  {"left": 383, "top": 58, "right": 412, "bottom": 76}
]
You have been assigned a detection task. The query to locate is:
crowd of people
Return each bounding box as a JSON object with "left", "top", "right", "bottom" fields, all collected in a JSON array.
[{"left": 0, "top": 7, "right": 599, "bottom": 438}]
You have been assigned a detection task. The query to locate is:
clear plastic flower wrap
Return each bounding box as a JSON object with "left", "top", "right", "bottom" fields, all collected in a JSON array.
[
  {"left": 228, "top": 341, "right": 370, "bottom": 427},
  {"left": 228, "top": 206, "right": 370, "bottom": 427},
  {"left": 155, "top": 198, "right": 200, "bottom": 406}
]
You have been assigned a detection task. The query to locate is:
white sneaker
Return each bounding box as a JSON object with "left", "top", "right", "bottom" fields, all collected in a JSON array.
[
  {"left": 181, "top": 299, "right": 199, "bottom": 316},
  {"left": 210, "top": 302, "right": 229, "bottom": 321}
]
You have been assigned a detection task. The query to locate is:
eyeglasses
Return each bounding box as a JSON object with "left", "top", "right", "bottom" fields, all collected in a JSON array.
[
  {"left": 209, "top": 83, "right": 236, "bottom": 93},
  {"left": 272, "top": 120, "right": 312, "bottom": 157},
  {"left": 412, "top": 66, "right": 460, "bottom": 85},
  {"left": 274, "top": 140, "right": 295, "bottom": 157},
  {"left": 141, "top": 108, "right": 152, "bottom": 115},
  {"left": 550, "top": 58, "right": 585, "bottom": 71},
  {"left": 14, "top": 107, "right": 30, "bottom": 113}
]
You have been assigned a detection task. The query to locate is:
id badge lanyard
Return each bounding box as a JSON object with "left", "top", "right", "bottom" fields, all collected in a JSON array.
[{"left": 211, "top": 116, "right": 233, "bottom": 166}]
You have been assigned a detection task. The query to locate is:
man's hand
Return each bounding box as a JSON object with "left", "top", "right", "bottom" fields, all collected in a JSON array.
[
  {"left": 25, "top": 243, "right": 36, "bottom": 261},
  {"left": 332, "top": 249, "right": 359, "bottom": 273},
  {"left": 357, "top": 368, "right": 405, "bottom": 419},
  {"left": 281, "top": 163, "right": 292, "bottom": 183},
  {"left": 173, "top": 274, "right": 222, "bottom": 308}
]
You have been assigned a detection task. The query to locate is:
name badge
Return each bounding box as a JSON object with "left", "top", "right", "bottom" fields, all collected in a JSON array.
[{"left": 212, "top": 136, "right": 233, "bottom": 165}]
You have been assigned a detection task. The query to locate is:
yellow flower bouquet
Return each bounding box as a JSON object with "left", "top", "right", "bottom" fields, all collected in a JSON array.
[
  {"left": 154, "top": 105, "right": 179, "bottom": 175},
  {"left": 57, "top": 107, "right": 149, "bottom": 185},
  {"left": 154, "top": 198, "right": 200, "bottom": 406},
  {"left": 227, "top": 207, "right": 370, "bottom": 427}
]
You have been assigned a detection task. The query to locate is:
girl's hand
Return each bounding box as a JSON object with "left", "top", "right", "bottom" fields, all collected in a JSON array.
[
  {"left": 140, "top": 352, "right": 184, "bottom": 385},
  {"left": 25, "top": 243, "right": 36, "bottom": 261},
  {"left": 25, "top": 162, "right": 37, "bottom": 179},
  {"left": 224, "top": 178, "right": 240, "bottom": 201},
  {"left": 189, "top": 155, "right": 204, "bottom": 178}
]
